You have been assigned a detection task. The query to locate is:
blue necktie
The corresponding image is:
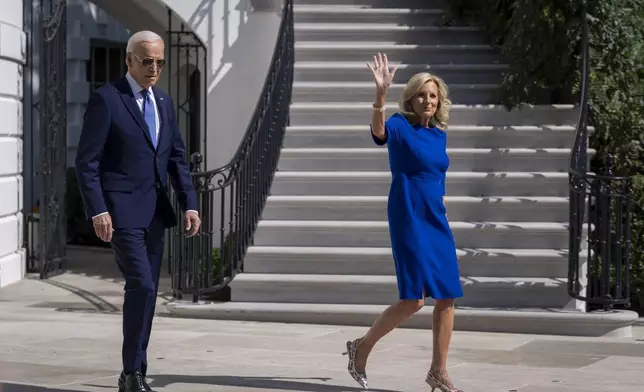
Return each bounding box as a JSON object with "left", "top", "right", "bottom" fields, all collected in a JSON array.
[{"left": 141, "top": 89, "right": 157, "bottom": 148}]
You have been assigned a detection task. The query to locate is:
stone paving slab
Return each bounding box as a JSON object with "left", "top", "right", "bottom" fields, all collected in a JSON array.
[
  {"left": 0, "top": 300, "right": 642, "bottom": 391},
  {"left": 515, "top": 339, "right": 644, "bottom": 357},
  {"left": 0, "top": 272, "right": 643, "bottom": 391}
]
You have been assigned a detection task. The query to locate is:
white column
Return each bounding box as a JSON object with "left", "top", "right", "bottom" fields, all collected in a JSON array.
[{"left": 0, "top": 1, "right": 27, "bottom": 287}]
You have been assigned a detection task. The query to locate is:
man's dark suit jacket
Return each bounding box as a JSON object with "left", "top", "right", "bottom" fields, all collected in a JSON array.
[{"left": 75, "top": 76, "right": 198, "bottom": 229}]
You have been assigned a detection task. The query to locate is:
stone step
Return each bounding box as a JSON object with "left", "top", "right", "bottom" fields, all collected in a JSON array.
[
  {"left": 166, "top": 301, "right": 639, "bottom": 337},
  {"left": 288, "top": 103, "right": 579, "bottom": 126},
  {"left": 277, "top": 148, "right": 574, "bottom": 172},
  {"left": 294, "top": 0, "right": 449, "bottom": 8},
  {"left": 294, "top": 24, "right": 488, "bottom": 45},
  {"left": 262, "top": 195, "right": 570, "bottom": 222},
  {"left": 292, "top": 82, "right": 499, "bottom": 105},
  {"left": 293, "top": 62, "right": 506, "bottom": 85},
  {"left": 229, "top": 273, "right": 572, "bottom": 309},
  {"left": 294, "top": 5, "right": 447, "bottom": 25},
  {"left": 254, "top": 220, "right": 573, "bottom": 249},
  {"left": 271, "top": 171, "right": 571, "bottom": 197},
  {"left": 295, "top": 42, "right": 501, "bottom": 63},
  {"left": 245, "top": 246, "right": 571, "bottom": 278},
  {"left": 283, "top": 125, "right": 580, "bottom": 149}
]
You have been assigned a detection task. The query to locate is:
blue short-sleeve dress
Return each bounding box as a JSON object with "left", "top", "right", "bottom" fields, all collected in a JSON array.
[{"left": 372, "top": 113, "right": 463, "bottom": 301}]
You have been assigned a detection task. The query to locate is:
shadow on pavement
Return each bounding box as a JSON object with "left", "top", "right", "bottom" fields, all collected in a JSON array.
[
  {"left": 83, "top": 374, "right": 403, "bottom": 392},
  {"left": 0, "top": 384, "right": 78, "bottom": 392},
  {"left": 65, "top": 246, "right": 174, "bottom": 299}
]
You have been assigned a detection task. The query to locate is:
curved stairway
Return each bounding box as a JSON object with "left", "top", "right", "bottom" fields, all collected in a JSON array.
[{"left": 168, "top": 0, "right": 637, "bottom": 337}]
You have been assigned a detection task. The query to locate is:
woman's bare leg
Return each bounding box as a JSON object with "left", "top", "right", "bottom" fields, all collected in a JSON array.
[
  {"left": 429, "top": 298, "right": 457, "bottom": 386},
  {"left": 354, "top": 299, "right": 424, "bottom": 372}
]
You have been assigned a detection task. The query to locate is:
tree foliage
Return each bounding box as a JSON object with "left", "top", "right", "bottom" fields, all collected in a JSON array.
[{"left": 445, "top": 0, "right": 644, "bottom": 311}]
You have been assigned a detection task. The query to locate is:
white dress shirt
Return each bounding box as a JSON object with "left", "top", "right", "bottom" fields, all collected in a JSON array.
[{"left": 125, "top": 72, "right": 160, "bottom": 145}]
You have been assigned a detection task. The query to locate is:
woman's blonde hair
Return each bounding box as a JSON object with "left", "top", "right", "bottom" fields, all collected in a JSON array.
[{"left": 398, "top": 72, "right": 452, "bottom": 130}]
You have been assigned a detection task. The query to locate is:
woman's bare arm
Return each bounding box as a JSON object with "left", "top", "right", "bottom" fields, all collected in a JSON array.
[
  {"left": 367, "top": 53, "right": 397, "bottom": 142},
  {"left": 371, "top": 87, "right": 387, "bottom": 141}
]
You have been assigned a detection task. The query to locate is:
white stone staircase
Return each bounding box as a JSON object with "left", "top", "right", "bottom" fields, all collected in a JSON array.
[{"left": 168, "top": 0, "right": 638, "bottom": 336}]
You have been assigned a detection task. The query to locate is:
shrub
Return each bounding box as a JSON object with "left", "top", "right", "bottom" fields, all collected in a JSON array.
[
  {"left": 443, "top": 0, "right": 581, "bottom": 107},
  {"left": 205, "top": 231, "right": 238, "bottom": 284}
]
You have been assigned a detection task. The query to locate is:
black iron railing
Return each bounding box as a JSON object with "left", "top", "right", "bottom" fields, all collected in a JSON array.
[
  {"left": 168, "top": 0, "right": 294, "bottom": 302},
  {"left": 24, "top": 0, "right": 68, "bottom": 278},
  {"left": 166, "top": 12, "right": 207, "bottom": 170},
  {"left": 567, "top": 4, "right": 633, "bottom": 310}
]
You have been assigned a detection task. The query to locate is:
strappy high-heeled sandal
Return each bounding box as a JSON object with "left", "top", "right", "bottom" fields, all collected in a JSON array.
[
  {"left": 342, "top": 338, "right": 368, "bottom": 389},
  {"left": 426, "top": 370, "right": 464, "bottom": 392}
]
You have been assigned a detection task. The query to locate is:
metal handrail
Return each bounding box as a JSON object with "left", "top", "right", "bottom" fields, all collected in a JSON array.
[{"left": 168, "top": 0, "right": 294, "bottom": 302}]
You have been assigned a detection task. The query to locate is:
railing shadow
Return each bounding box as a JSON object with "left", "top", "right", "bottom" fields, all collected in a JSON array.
[{"left": 184, "top": 0, "right": 283, "bottom": 171}]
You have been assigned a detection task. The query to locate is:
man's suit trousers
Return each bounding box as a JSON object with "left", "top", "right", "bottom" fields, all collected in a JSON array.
[{"left": 111, "top": 215, "right": 165, "bottom": 375}]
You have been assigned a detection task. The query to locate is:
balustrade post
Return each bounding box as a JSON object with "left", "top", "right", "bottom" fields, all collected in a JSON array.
[{"left": 569, "top": 151, "right": 633, "bottom": 310}]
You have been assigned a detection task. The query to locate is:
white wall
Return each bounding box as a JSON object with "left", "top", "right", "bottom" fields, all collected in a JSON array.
[
  {"left": 77, "top": 0, "right": 284, "bottom": 250},
  {"left": 178, "top": 0, "right": 283, "bottom": 170},
  {"left": 60, "top": 0, "right": 284, "bottom": 172},
  {"left": 86, "top": 0, "right": 284, "bottom": 170},
  {"left": 66, "top": 0, "right": 130, "bottom": 166},
  {"left": 0, "top": 1, "right": 26, "bottom": 287},
  {"left": 13, "top": 0, "right": 282, "bottom": 283}
]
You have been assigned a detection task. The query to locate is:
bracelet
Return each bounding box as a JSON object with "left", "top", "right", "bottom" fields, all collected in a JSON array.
[{"left": 372, "top": 103, "right": 386, "bottom": 112}]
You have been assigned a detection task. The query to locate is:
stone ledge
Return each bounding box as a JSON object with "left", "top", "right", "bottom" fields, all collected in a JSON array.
[
  {"left": 0, "top": 22, "right": 26, "bottom": 65},
  {"left": 0, "top": 96, "right": 22, "bottom": 137},
  {"left": 0, "top": 213, "right": 21, "bottom": 258},
  {"left": 0, "top": 249, "right": 25, "bottom": 288},
  {"left": 0, "top": 137, "right": 21, "bottom": 176},
  {"left": 0, "top": 61, "right": 22, "bottom": 99},
  {"left": 0, "top": 176, "right": 20, "bottom": 217},
  {"left": 166, "top": 301, "right": 639, "bottom": 338}
]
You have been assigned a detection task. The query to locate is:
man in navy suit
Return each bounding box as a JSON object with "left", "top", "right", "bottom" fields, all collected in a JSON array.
[{"left": 75, "top": 30, "right": 200, "bottom": 392}]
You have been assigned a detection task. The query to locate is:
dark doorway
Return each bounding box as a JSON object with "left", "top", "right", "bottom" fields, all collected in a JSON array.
[
  {"left": 65, "top": 39, "right": 128, "bottom": 249},
  {"left": 187, "top": 68, "right": 202, "bottom": 170},
  {"left": 87, "top": 39, "right": 127, "bottom": 92}
]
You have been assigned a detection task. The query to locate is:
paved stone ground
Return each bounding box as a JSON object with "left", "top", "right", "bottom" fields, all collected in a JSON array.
[{"left": 0, "top": 249, "right": 643, "bottom": 391}]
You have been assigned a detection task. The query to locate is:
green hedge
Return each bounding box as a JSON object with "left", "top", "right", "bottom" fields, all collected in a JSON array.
[{"left": 445, "top": 0, "right": 644, "bottom": 312}]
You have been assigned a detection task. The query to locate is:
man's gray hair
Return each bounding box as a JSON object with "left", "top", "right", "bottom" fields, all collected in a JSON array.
[{"left": 126, "top": 31, "right": 164, "bottom": 52}]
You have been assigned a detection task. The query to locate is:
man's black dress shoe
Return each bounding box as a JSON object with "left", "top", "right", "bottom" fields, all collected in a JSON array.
[{"left": 118, "top": 371, "right": 155, "bottom": 392}]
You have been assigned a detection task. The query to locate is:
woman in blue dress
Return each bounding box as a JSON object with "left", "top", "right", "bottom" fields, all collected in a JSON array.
[{"left": 343, "top": 53, "right": 464, "bottom": 392}]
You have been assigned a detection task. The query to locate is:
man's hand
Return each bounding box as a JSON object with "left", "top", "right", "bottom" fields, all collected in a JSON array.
[
  {"left": 185, "top": 211, "right": 201, "bottom": 237},
  {"left": 92, "top": 214, "right": 113, "bottom": 242}
]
